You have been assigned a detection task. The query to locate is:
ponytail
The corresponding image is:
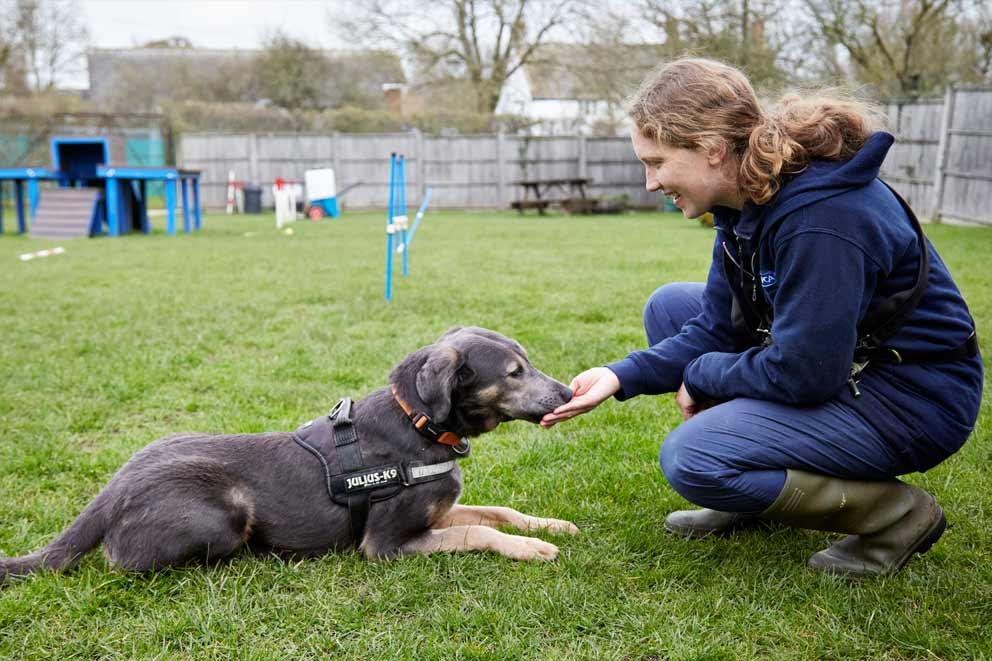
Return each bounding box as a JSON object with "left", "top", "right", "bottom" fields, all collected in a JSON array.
[{"left": 741, "top": 93, "right": 882, "bottom": 204}]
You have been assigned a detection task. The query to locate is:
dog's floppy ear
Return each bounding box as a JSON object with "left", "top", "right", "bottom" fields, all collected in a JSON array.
[{"left": 416, "top": 344, "right": 462, "bottom": 422}]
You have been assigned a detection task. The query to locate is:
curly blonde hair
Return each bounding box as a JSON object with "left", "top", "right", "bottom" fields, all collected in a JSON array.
[{"left": 625, "top": 58, "right": 883, "bottom": 205}]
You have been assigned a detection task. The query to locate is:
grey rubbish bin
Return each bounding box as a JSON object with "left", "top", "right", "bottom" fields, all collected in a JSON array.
[{"left": 243, "top": 185, "right": 263, "bottom": 214}]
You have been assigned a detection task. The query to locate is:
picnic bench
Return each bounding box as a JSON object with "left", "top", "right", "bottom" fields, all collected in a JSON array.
[{"left": 511, "top": 177, "right": 599, "bottom": 215}]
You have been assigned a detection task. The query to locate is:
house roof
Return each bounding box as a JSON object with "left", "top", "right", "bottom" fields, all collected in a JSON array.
[
  {"left": 86, "top": 47, "right": 405, "bottom": 107},
  {"left": 523, "top": 42, "right": 664, "bottom": 101}
]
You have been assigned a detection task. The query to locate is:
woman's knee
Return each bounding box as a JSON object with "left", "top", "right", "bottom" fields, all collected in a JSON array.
[
  {"left": 659, "top": 421, "right": 728, "bottom": 504},
  {"left": 643, "top": 282, "right": 704, "bottom": 346},
  {"left": 659, "top": 407, "right": 789, "bottom": 512}
]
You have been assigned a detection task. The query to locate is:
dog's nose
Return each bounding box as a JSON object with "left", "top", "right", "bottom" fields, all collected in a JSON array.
[{"left": 560, "top": 384, "right": 573, "bottom": 401}]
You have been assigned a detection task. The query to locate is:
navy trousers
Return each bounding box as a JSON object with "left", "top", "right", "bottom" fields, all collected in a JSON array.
[{"left": 648, "top": 283, "right": 949, "bottom": 513}]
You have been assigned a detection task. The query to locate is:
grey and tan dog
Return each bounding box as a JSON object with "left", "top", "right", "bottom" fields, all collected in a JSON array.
[{"left": 0, "top": 327, "right": 578, "bottom": 582}]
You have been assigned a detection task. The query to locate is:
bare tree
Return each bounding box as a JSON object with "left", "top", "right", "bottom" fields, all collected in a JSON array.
[
  {"left": 339, "top": 0, "right": 582, "bottom": 112},
  {"left": 0, "top": 11, "right": 23, "bottom": 93},
  {"left": 957, "top": 3, "right": 992, "bottom": 82},
  {"left": 12, "top": 0, "right": 88, "bottom": 92},
  {"left": 639, "top": 0, "right": 795, "bottom": 90},
  {"left": 801, "top": 0, "right": 968, "bottom": 97}
]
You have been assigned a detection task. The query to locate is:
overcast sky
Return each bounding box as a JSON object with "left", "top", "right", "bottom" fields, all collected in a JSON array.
[
  {"left": 60, "top": 0, "right": 353, "bottom": 87},
  {"left": 80, "top": 0, "right": 348, "bottom": 50}
]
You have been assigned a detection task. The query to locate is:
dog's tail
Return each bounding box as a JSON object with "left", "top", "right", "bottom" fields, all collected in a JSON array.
[{"left": 0, "top": 492, "right": 109, "bottom": 585}]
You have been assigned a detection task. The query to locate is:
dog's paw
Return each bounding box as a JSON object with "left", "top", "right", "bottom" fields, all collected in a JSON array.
[
  {"left": 524, "top": 516, "right": 580, "bottom": 536},
  {"left": 502, "top": 534, "right": 560, "bottom": 561},
  {"left": 546, "top": 518, "right": 580, "bottom": 536}
]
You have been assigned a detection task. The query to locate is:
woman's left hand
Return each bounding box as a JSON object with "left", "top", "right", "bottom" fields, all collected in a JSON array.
[{"left": 676, "top": 382, "right": 704, "bottom": 420}]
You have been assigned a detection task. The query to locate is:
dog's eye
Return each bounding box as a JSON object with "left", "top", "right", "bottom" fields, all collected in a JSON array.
[{"left": 509, "top": 365, "right": 524, "bottom": 377}]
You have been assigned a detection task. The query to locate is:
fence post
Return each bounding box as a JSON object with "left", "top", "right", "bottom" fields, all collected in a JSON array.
[
  {"left": 332, "top": 131, "right": 342, "bottom": 194},
  {"left": 248, "top": 132, "right": 260, "bottom": 185},
  {"left": 497, "top": 130, "right": 506, "bottom": 209},
  {"left": 415, "top": 129, "right": 425, "bottom": 200},
  {"left": 931, "top": 86, "right": 956, "bottom": 223},
  {"left": 578, "top": 134, "right": 587, "bottom": 179}
]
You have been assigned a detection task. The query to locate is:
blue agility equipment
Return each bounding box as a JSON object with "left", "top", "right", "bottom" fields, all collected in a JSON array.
[
  {"left": 386, "top": 153, "right": 408, "bottom": 301},
  {"left": 386, "top": 154, "right": 397, "bottom": 301},
  {"left": 1, "top": 136, "right": 201, "bottom": 238},
  {"left": 398, "top": 155, "right": 409, "bottom": 278},
  {"left": 399, "top": 186, "right": 432, "bottom": 253},
  {"left": 384, "top": 154, "right": 432, "bottom": 301}
]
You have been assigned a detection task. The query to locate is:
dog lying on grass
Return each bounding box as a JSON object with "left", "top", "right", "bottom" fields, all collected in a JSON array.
[{"left": 0, "top": 327, "right": 578, "bottom": 582}]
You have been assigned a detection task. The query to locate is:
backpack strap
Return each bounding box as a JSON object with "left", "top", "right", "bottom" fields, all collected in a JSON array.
[{"left": 853, "top": 182, "right": 930, "bottom": 353}]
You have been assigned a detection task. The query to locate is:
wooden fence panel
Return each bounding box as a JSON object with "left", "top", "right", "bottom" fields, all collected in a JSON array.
[{"left": 178, "top": 91, "right": 992, "bottom": 224}]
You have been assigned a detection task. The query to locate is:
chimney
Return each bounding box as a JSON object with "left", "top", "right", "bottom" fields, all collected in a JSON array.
[{"left": 382, "top": 83, "right": 406, "bottom": 114}]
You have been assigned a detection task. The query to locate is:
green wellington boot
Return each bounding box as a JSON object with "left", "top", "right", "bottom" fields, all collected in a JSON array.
[
  {"left": 761, "top": 469, "right": 947, "bottom": 577},
  {"left": 663, "top": 508, "right": 763, "bottom": 539}
]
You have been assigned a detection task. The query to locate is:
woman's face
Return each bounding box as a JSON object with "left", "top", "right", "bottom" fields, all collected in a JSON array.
[{"left": 630, "top": 128, "right": 742, "bottom": 217}]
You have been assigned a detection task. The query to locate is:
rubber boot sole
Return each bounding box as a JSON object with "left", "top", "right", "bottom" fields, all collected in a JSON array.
[
  {"left": 894, "top": 505, "right": 947, "bottom": 572},
  {"left": 663, "top": 516, "right": 764, "bottom": 539},
  {"left": 810, "top": 505, "right": 947, "bottom": 578}
]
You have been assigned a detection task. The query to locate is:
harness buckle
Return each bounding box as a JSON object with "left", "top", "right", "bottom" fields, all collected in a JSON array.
[
  {"left": 329, "top": 397, "right": 353, "bottom": 423},
  {"left": 847, "top": 359, "right": 870, "bottom": 398},
  {"left": 757, "top": 326, "right": 773, "bottom": 348},
  {"left": 413, "top": 412, "right": 445, "bottom": 439}
]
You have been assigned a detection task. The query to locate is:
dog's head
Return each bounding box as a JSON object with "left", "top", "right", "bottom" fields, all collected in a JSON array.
[{"left": 389, "top": 326, "right": 572, "bottom": 437}]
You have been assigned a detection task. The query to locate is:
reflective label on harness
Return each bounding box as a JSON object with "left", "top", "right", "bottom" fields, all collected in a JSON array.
[{"left": 342, "top": 465, "right": 402, "bottom": 492}]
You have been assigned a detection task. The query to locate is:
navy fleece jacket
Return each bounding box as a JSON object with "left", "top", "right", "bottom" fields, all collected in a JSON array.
[{"left": 608, "top": 132, "right": 982, "bottom": 452}]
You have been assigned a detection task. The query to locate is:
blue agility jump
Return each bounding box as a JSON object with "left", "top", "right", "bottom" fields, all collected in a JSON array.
[
  {"left": 0, "top": 136, "right": 201, "bottom": 238},
  {"left": 385, "top": 153, "right": 433, "bottom": 302}
]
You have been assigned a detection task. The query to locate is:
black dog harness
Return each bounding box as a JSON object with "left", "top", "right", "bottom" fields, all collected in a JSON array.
[
  {"left": 726, "top": 181, "right": 978, "bottom": 398},
  {"left": 291, "top": 397, "right": 464, "bottom": 546}
]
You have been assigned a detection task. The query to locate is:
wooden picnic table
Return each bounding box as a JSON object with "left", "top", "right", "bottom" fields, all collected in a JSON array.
[{"left": 510, "top": 177, "right": 598, "bottom": 214}]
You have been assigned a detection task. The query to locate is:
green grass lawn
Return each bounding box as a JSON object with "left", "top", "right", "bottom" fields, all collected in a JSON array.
[{"left": 1, "top": 209, "right": 991, "bottom": 659}]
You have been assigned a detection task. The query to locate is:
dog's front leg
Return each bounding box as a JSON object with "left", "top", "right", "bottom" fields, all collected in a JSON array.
[
  {"left": 435, "top": 504, "right": 579, "bottom": 535},
  {"left": 398, "top": 525, "right": 560, "bottom": 561}
]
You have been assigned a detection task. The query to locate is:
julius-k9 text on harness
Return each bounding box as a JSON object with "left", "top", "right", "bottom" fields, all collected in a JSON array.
[{"left": 291, "top": 397, "right": 459, "bottom": 547}]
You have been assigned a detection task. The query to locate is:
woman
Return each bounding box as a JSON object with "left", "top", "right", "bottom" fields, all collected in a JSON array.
[{"left": 541, "top": 58, "right": 982, "bottom": 577}]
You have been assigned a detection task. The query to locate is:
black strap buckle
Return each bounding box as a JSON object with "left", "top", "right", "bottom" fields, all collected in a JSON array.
[
  {"left": 329, "top": 397, "right": 353, "bottom": 423},
  {"left": 420, "top": 416, "right": 445, "bottom": 439}
]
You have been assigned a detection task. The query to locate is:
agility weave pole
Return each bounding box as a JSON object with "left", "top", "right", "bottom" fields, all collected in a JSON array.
[
  {"left": 385, "top": 153, "right": 410, "bottom": 301},
  {"left": 398, "top": 155, "right": 409, "bottom": 278},
  {"left": 386, "top": 154, "right": 396, "bottom": 301},
  {"left": 385, "top": 154, "right": 434, "bottom": 301},
  {"left": 397, "top": 187, "right": 432, "bottom": 254}
]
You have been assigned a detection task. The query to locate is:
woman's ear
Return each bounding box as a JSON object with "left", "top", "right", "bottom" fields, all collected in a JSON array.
[{"left": 705, "top": 139, "right": 730, "bottom": 167}]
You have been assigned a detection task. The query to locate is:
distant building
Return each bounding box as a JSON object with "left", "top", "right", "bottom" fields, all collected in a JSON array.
[
  {"left": 86, "top": 47, "right": 405, "bottom": 110},
  {"left": 496, "top": 43, "right": 663, "bottom": 135}
]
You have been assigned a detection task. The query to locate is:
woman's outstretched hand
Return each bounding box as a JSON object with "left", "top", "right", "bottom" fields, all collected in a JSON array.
[{"left": 540, "top": 367, "right": 621, "bottom": 428}]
